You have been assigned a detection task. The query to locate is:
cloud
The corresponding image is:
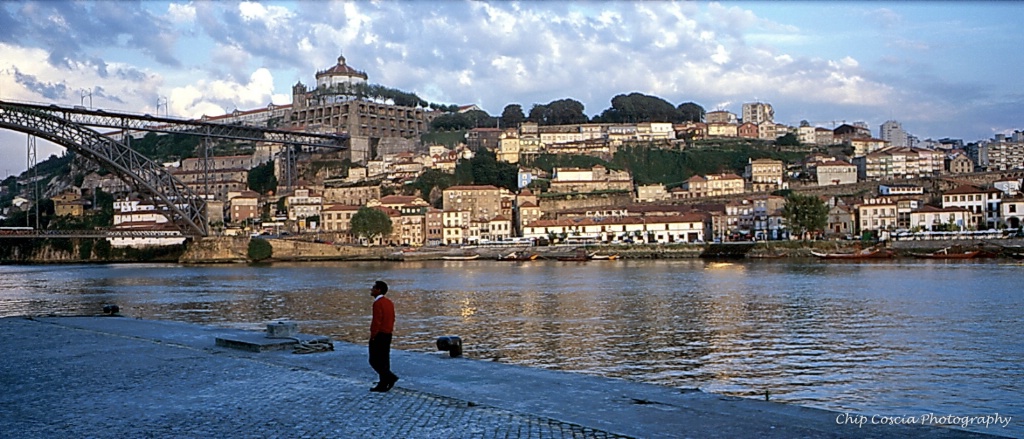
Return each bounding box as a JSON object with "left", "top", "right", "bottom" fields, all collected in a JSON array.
[
  {"left": 14, "top": 70, "right": 69, "bottom": 100},
  {"left": 167, "top": 3, "right": 196, "bottom": 24},
  {"left": 169, "top": 68, "right": 277, "bottom": 118},
  {"left": 3, "top": 2, "right": 181, "bottom": 68}
]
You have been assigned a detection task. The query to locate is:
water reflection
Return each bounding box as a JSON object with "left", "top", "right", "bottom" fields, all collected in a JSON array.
[{"left": 1, "top": 260, "right": 1021, "bottom": 436}]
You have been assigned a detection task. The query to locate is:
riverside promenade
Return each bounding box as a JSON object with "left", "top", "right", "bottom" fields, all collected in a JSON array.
[{"left": 0, "top": 316, "right": 1010, "bottom": 439}]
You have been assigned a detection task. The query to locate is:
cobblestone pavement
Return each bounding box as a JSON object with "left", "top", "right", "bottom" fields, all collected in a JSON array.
[
  {"left": 1, "top": 317, "right": 1009, "bottom": 439},
  {"left": 0, "top": 317, "right": 631, "bottom": 439}
]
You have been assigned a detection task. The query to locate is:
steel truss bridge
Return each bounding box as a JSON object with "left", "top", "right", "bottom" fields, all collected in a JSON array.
[
  {"left": 0, "top": 100, "right": 347, "bottom": 237},
  {"left": 0, "top": 229, "right": 187, "bottom": 239}
]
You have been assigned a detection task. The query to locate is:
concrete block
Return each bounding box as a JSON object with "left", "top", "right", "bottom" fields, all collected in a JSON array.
[{"left": 266, "top": 321, "right": 298, "bottom": 338}]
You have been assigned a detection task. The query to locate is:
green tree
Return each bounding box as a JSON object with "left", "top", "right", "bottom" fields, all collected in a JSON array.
[
  {"left": 527, "top": 99, "right": 588, "bottom": 125},
  {"left": 677, "top": 102, "right": 705, "bottom": 123},
  {"left": 782, "top": 193, "right": 828, "bottom": 239},
  {"left": 776, "top": 133, "right": 800, "bottom": 147},
  {"left": 247, "top": 238, "right": 273, "bottom": 262},
  {"left": 595, "top": 93, "right": 679, "bottom": 123},
  {"left": 94, "top": 239, "right": 112, "bottom": 260},
  {"left": 500, "top": 104, "right": 525, "bottom": 128},
  {"left": 430, "top": 113, "right": 473, "bottom": 131},
  {"left": 248, "top": 161, "right": 278, "bottom": 195},
  {"left": 350, "top": 207, "right": 393, "bottom": 245},
  {"left": 410, "top": 169, "right": 456, "bottom": 202},
  {"left": 454, "top": 149, "right": 518, "bottom": 191}
]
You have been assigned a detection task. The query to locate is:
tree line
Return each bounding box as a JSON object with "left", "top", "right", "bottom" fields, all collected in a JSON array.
[{"left": 430, "top": 93, "right": 707, "bottom": 131}]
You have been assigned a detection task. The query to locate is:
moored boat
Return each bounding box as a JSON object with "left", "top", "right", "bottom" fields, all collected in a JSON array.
[
  {"left": 497, "top": 251, "right": 538, "bottom": 261},
  {"left": 810, "top": 248, "right": 894, "bottom": 259},
  {"left": 911, "top": 248, "right": 981, "bottom": 259},
  {"left": 442, "top": 252, "right": 480, "bottom": 261},
  {"left": 589, "top": 253, "right": 620, "bottom": 260}
]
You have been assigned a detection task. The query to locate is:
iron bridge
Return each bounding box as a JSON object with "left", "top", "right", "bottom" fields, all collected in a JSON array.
[{"left": 0, "top": 100, "right": 347, "bottom": 237}]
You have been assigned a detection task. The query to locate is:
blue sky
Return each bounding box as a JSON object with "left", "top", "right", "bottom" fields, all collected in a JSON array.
[{"left": 2, "top": 1, "right": 1022, "bottom": 179}]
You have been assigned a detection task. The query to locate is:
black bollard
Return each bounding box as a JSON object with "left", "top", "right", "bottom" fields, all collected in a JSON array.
[
  {"left": 436, "top": 336, "right": 463, "bottom": 358},
  {"left": 102, "top": 304, "right": 120, "bottom": 315}
]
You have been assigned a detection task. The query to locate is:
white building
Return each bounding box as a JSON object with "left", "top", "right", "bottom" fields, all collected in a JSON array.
[
  {"left": 109, "top": 198, "right": 187, "bottom": 248},
  {"left": 742, "top": 102, "right": 774, "bottom": 125},
  {"left": 941, "top": 185, "right": 1003, "bottom": 230},
  {"left": 522, "top": 214, "right": 709, "bottom": 244},
  {"left": 879, "top": 120, "right": 908, "bottom": 148}
]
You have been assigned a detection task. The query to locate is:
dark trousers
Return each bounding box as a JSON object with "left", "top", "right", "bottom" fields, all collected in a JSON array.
[{"left": 369, "top": 333, "right": 397, "bottom": 383}]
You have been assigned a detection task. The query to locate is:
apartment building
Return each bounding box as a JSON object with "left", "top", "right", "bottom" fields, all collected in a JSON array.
[
  {"left": 946, "top": 153, "right": 975, "bottom": 174},
  {"left": 816, "top": 160, "right": 857, "bottom": 186},
  {"left": 442, "top": 210, "right": 470, "bottom": 245},
  {"left": 321, "top": 204, "right": 360, "bottom": 234},
  {"left": 941, "top": 185, "right": 1003, "bottom": 229},
  {"left": 52, "top": 189, "right": 87, "bottom": 218},
  {"left": 742, "top": 102, "right": 774, "bottom": 125},
  {"left": 284, "top": 186, "right": 322, "bottom": 221},
  {"left": 109, "top": 198, "right": 186, "bottom": 247},
  {"left": 706, "top": 110, "right": 738, "bottom": 124},
  {"left": 744, "top": 158, "right": 785, "bottom": 192},
  {"left": 1001, "top": 195, "right": 1024, "bottom": 229},
  {"left": 856, "top": 197, "right": 899, "bottom": 234},
  {"left": 678, "top": 173, "right": 745, "bottom": 199},
  {"left": 549, "top": 165, "right": 633, "bottom": 194},
  {"left": 636, "top": 184, "right": 670, "bottom": 203},
  {"left": 522, "top": 213, "right": 709, "bottom": 244},
  {"left": 909, "top": 205, "right": 971, "bottom": 231},
  {"left": 323, "top": 185, "right": 381, "bottom": 206},
  {"left": 227, "top": 190, "right": 261, "bottom": 224}
]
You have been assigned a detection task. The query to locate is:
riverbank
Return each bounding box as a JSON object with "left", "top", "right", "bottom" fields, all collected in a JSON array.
[
  {"left": 5, "top": 236, "right": 1023, "bottom": 264},
  {"left": 0, "top": 316, "right": 1009, "bottom": 439}
]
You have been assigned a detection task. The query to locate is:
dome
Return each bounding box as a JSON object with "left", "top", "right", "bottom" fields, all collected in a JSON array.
[{"left": 319, "top": 53, "right": 372, "bottom": 86}]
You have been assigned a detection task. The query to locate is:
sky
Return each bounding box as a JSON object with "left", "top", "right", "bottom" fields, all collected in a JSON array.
[{"left": 2, "top": 0, "right": 1022, "bottom": 179}]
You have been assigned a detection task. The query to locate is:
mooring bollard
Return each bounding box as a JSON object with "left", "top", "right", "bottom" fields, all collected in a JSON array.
[{"left": 436, "top": 336, "right": 463, "bottom": 358}]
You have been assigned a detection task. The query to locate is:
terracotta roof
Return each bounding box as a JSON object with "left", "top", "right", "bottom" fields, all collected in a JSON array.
[
  {"left": 914, "top": 205, "right": 968, "bottom": 213},
  {"left": 818, "top": 160, "right": 854, "bottom": 167},
  {"left": 316, "top": 55, "right": 368, "bottom": 80}
]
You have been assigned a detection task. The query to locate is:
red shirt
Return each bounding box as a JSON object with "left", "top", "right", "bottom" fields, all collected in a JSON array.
[{"left": 370, "top": 295, "right": 395, "bottom": 339}]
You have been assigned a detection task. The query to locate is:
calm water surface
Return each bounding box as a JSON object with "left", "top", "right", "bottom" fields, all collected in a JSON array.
[{"left": 1, "top": 259, "right": 1021, "bottom": 436}]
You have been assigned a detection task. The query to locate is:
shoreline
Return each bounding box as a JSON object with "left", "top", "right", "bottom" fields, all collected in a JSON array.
[{"left": 2, "top": 236, "right": 1023, "bottom": 264}]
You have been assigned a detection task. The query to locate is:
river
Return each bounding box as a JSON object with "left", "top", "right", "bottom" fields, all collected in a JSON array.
[{"left": 1, "top": 259, "right": 1021, "bottom": 436}]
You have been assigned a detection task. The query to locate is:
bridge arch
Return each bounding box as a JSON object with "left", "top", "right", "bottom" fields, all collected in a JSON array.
[{"left": 0, "top": 102, "right": 208, "bottom": 236}]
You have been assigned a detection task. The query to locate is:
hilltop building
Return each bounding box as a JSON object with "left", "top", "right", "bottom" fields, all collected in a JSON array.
[{"left": 288, "top": 54, "right": 437, "bottom": 164}]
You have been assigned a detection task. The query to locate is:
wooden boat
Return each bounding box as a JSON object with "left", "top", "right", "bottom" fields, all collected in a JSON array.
[
  {"left": 497, "top": 251, "right": 538, "bottom": 261},
  {"left": 911, "top": 248, "right": 981, "bottom": 259},
  {"left": 810, "top": 248, "right": 894, "bottom": 260},
  {"left": 442, "top": 253, "right": 479, "bottom": 261}
]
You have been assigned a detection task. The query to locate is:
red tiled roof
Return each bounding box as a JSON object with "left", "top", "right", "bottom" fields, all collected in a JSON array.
[{"left": 316, "top": 55, "right": 368, "bottom": 80}]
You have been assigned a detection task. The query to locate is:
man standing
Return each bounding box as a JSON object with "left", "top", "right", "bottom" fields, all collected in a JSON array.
[{"left": 369, "top": 280, "right": 399, "bottom": 392}]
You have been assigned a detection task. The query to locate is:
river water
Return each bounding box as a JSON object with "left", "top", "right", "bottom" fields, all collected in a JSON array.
[{"left": 1, "top": 259, "right": 1021, "bottom": 436}]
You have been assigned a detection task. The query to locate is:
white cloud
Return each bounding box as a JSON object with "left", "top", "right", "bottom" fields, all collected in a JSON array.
[
  {"left": 167, "top": 3, "right": 196, "bottom": 24},
  {"left": 238, "top": 1, "right": 293, "bottom": 28},
  {"left": 169, "top": 68, "right": 276, "bottom": 118}
]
